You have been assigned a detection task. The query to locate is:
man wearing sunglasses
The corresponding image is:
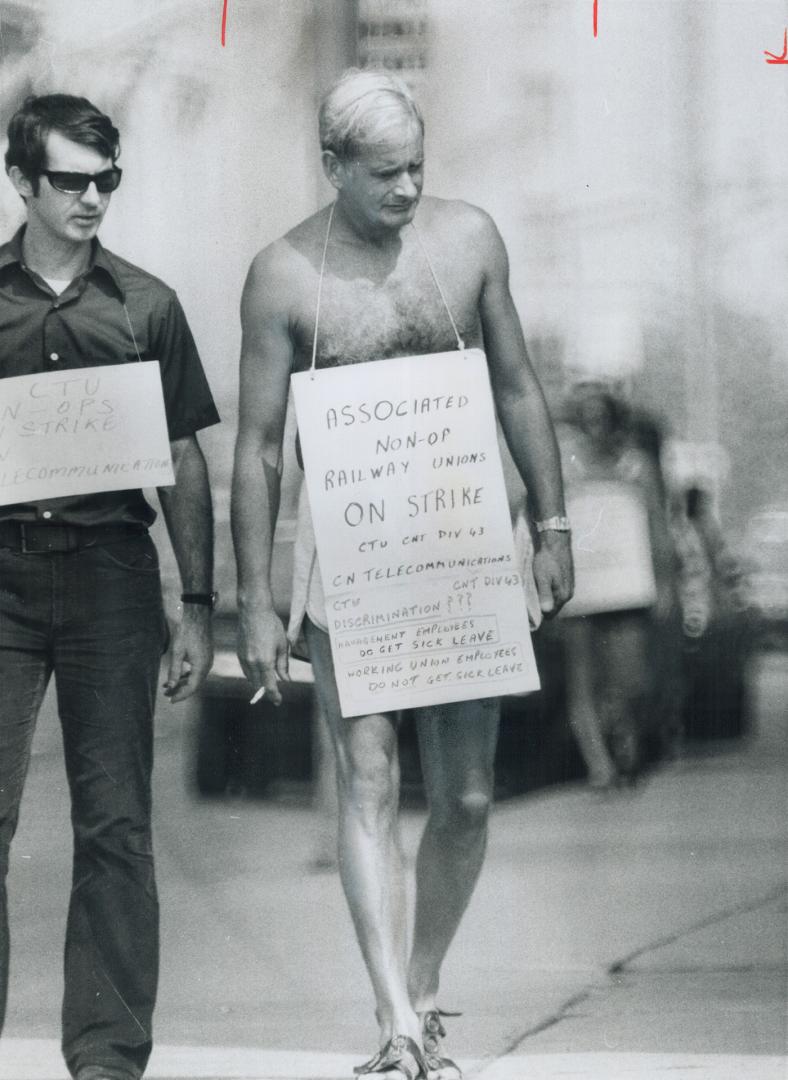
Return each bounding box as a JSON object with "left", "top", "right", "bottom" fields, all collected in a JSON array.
[{"left": 0, "top": 95, "right": 219, "bottom": 1080}]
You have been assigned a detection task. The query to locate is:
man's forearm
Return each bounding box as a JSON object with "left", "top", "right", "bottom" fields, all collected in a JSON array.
[
  {"left": 231, "top": 437, "right": 281, "bottom": 610},
  {"left": 499, "top": 385, "right": 574, "bottom": 614},
  {"left": 158, "top": 438, "right": 214, "bottom": 592},
  {"left": 498, "top": 389, "right": 567, "bottom": 522}
]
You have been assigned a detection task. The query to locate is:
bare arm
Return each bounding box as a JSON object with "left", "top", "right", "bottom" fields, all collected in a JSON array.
[
  {"left": 476, "top": 211, "right": 574, "bottom": 615},
  {"left": 638, "top": 454, "right": 677, "bottom": 621},
  {"left": 157, "top": 434, "right": 214, "bottom": 702},
  {"left": 231, "top": 246, "right": 295, "bottom": 705}
]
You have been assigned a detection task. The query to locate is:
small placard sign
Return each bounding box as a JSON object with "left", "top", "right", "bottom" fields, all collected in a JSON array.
[
  {"left": 561, "top": 480, "right": 657, "bottom": 616},
  {"left": 0, "top": 361, "right": 174, "bottom": 505}
]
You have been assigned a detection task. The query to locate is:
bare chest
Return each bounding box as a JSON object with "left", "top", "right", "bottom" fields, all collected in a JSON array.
[{"left": 293, "top": 243, "right": 483, "bottom": 368}]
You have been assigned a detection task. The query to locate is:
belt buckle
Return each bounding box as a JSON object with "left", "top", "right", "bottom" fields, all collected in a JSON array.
[{"left": 20, "top": 523, "right": 73, "bottom": 553}]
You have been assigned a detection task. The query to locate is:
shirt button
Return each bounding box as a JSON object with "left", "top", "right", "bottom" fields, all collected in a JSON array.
[
  {"left": 49, "top": 352, "right": 60, "bottom": 362},
  {"left": 42, "top": 511, "right": 52, "bottom": 519}
]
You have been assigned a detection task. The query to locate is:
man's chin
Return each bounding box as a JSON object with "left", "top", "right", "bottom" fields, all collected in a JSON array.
[
  {"left": 381, "top": 204, "right": 417, "bottom": 227},
  {"left": 68, "top": 219, "right": 101, "bottom": 239}
]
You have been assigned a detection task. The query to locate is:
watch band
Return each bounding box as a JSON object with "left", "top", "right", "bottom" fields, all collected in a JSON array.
[
  {"left": 534, "top": 516, "right": 571, "bottom": 533},
  {"left": 180, "top": 591, "right": 218, "bottom": 608}
]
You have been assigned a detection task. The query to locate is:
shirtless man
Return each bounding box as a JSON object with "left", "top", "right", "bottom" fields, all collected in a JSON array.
[{"left": 232, "top": 70, "right": 573, "bottom": 1080}]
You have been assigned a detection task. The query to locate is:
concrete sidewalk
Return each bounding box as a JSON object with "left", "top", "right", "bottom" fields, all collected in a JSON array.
[{"left": 1, "top": 653, "right": 786, "bottom": 1079}]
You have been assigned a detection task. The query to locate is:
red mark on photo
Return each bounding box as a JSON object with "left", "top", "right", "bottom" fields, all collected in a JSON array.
[
  {"left": 221, "top": 0, "right": 229, "bottom": 47},
  {"left": 764, "top": 28, "right": 787, "bottom": 63},
  {"left": 593, "top": 0, "right": 599, "bottom": 38}
]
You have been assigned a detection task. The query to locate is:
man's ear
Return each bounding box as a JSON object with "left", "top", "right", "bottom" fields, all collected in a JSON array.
[
  {"left": 321, "top": 150, "right": 346, "bottom": 192},
  {"left": 7, "top": 166, "right": 34, "bottom": 201}
]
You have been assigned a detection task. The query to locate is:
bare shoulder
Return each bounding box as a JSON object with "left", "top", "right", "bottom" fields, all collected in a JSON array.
[
  {"left": 242, "top": 207, "right": 328, "bottom": 320},
  {"left": 418, "top": 196, "right": 507, "bottom": 272}
]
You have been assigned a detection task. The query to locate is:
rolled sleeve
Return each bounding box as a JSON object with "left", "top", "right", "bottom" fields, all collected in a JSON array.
[{"left": 152, "top": 292, "right": 220, "bottom": 441}]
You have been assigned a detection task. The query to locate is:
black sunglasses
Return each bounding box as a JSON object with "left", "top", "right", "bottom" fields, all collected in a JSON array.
[{"left": 40, "top": 168, "right": 122, "bottom": 195}]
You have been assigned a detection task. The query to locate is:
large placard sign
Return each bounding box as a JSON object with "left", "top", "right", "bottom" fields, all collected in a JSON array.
[
  {"left": 291, "top": 349, "right": 540, "bottom": 717},
  {"left": 560, "top": 479, "right": 657, "bottom": 616},
  {"left": 0, "top": 361, "right": 174, "bottom": 505}
]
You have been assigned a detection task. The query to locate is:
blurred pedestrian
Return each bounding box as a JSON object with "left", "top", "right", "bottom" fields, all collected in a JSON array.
[
  {"left": 558, "top": 380, "right": 678, "bottom": 788},
  {"left": 671, "top": 484, "right": 750, "bottom": 739}
]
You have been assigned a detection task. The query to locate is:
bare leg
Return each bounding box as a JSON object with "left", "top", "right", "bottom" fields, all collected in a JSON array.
[
  {"left": 309, "top": 698, "right": 339, "bottom": 871},
  {"left": 599, "top": 613, "right": 651, "bottom": 782},
  {"left": 305, "top": 620, "right": 420, "bottom": 1048},
  {"left": 564, "top": 619, "right": 618, "bottom": 789},
  {"left": 407, "top": 696, "right": 500, "bottom": 1015}
]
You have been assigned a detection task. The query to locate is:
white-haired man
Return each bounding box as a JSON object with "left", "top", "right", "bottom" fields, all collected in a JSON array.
[{"left": 232, "top": 69, "right": 573, "bottom": 1080}]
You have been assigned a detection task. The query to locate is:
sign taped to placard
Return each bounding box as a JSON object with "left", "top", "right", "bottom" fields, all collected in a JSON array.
[
  {"left": 291, "top": 349, "right": 540, "bottom": 718},
  {"left": 561, "top": 480, "right": 657, "bottom": 616},
  {"left": 0, "top": 361, "right": 174, "bottom": 505}
]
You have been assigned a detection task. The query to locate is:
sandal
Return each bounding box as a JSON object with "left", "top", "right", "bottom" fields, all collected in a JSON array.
[
  {"left": 421, "top": 1011, "right": 462, "bottom": 1080},
  {"left": 353, "top": 1034, "right": 427, "bottom": 1079}
]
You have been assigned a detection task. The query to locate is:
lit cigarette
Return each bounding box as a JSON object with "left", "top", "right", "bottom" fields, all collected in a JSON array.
[{"left": 249, "top": 687, "right": 266, "bottom": 705}]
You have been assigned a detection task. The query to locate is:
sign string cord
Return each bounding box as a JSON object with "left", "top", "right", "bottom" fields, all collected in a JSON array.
[
  {"left": 310, "top": 202, "right": 466, "bottom": 381},
  {"left": 410, "top": 220, "right": 465, "bottom": 352},
  {"left": 310, "top": 202, "right": 335, "bottom": 378},
  {"left": 122, "top": 302, "right": 143, "bottom": 363}
]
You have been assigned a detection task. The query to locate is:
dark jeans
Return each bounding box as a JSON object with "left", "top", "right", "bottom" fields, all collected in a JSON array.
[{"left": 0, "top": 535, "right": 167, "bottom": 1079}]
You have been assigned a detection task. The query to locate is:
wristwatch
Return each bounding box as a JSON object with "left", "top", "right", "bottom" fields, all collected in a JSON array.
[
  {"left": 180, "top": 591, "right": 219, "bottom": 609},
  {"left": 534, "top": 516, "right": 571, "bottom": 533}
]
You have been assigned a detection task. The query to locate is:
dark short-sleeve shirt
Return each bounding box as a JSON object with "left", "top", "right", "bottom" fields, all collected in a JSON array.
[{"left": 0, "top": 227, "right": 220, "bottom": 526}]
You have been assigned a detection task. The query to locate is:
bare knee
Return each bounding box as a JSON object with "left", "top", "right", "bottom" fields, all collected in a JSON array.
[
  {"left": 337, "top": 744, "right": 399, "bottom": 833},
  {"left": 430, "top": 787, "right": 492, "bottom": 846}
]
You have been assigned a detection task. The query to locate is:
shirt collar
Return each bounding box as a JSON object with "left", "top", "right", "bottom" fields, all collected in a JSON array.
[
  {"left": 91, "top": 238, "right": 126, "bottom": 300},
  {"left": 0, "top": 227, "right": 25, "bottom": 272},
  {"left": 0, "top": 226, "right": 126, "bottom": 300}
]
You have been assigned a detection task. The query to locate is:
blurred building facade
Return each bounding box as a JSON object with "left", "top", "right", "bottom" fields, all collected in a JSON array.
[{"left": 1, "top": 0, "right": 785, "bottom": 597}]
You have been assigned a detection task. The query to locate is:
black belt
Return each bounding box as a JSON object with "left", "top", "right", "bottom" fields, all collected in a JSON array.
[{"left": 0, "top": 521, "right": 147, "bottom": 554}]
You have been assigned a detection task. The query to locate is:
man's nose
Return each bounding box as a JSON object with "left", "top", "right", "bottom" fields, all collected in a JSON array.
[
  {"left": 395, "top": 171, "right": 419, "bottom": 198},
  {"left": 79, "top": 181, "right": 102, "bottom": 206}
]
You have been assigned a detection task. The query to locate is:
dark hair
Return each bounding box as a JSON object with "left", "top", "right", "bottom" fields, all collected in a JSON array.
[
  {"left": 569, "top": 384, "right": 629, "bottom": 438},
  {"left": 5, "top": 94, "right": 120, "bottom": 195}
]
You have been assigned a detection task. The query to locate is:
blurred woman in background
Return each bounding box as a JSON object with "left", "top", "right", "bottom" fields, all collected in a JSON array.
[{"left": 557, "top": 380, "right": 681, "bottom": 789}]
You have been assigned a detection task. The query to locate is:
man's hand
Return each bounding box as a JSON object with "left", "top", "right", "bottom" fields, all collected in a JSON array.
[
  {"left": 163, "top": 606, "right": 214, "bottom": 703},
  {"left": 534, "top": 530, "right": 575, "bottom": 618},
  {"left": 652, "top": 577, "right": 677, "bottom": 624},
  {"left": 237, "top": 605, "right": 289, "bottom": 706}
]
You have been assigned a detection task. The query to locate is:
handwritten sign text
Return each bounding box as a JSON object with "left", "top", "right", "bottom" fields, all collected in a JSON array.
[
  {"left": 0, "top": 362, "right": 174, "bottom": 504},
  {"left": 292, "top": 350, "right": 539, "bottom": 717}
]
